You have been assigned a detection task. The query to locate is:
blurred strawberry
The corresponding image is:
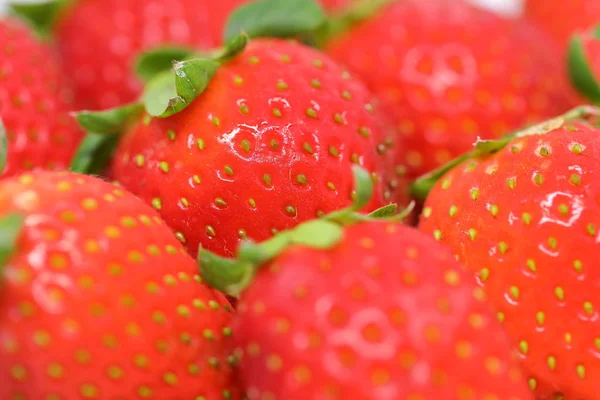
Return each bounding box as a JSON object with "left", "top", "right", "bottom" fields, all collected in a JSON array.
[
  {"left": 326, "top": 0, "right": 577, "bottom": 181},
  {"left": 0, "top": 17, "right": 81, "bottom": 178},
  {"left": 525, "top": 0, "right": 600, "bottom": 50},
  {"left": 12, "top": 0, "right": 352, "bottom": 111},
  {"left": 0, "top": 171, "right": 241, "bottom": 399},
  {"left": 568, "top": 24, "right": 600, "bottom": 103}
]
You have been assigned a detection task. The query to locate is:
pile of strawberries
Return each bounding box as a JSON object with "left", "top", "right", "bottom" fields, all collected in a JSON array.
[{"left": 1, "top": 0, "right": 599, "bottom": 399}]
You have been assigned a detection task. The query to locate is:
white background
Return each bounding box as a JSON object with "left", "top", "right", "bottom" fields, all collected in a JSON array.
[{"left": 0, "top": 0, "right": 524, "bottom": 17}]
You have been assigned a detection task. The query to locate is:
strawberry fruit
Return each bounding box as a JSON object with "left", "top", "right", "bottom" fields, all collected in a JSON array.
[
  {"left": 0, "top": 171, "right": 240, "bottom": 399},
  {"left": 72, "top": 0, "right": 407, "bottom": 257},
  {"left": 199, "top": 167, "right": 532, "bottom": 400},
  {"left": 0, "top": 17, "right": 81, "bottom": 178},
  {"left": 525, "top": 0, "right": 600, "bottom": 50},
  {"left": 325, "top": 0, "right": 576, "bottom": 181},
  {"left": 416, "top": 106, "right": 600, "bottom": 399}
]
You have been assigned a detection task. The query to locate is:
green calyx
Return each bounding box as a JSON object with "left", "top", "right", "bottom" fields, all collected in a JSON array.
[
  {"left": 224, "top": 0, "right": 326, "bottom": 43},
  {"left": 410, "top": 105, "right": 600, "bottom": 200},
  {"left": 0, "top": 118, "right": 8, "bottom": 175},
  {"left": 568, "top": 24, "right": 600, "bottom": 103},
  {"left": 9, "top": 0, "right": 71, "bottom": 37},
  {"left": 199, "top": 166, "right": 413, "bottom": 296},
  {"left": 0, "top": 213, "right": 25, "bottom": 279}
]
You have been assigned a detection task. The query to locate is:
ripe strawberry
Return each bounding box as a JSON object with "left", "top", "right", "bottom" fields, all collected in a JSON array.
[
  {"left": 0, "top": 18, "right": 81, "bottom": 178},
  {"left": 0, "top": 171, "right": 240, "bottom": 399},
  {"left": 417, "top": 106, "right": 600, "bottom": 399},
  {"left": 525, "top": 0, "right": 600, "bottom": 50},
  {"left": 569, "top": 24, "right": 600, "bottom": 103},
  {"left": 325, "top": 0, "right": 577, "bottom": 181},
  {"left": 77, "top": 30, "right": 407, "bottom": 257},
  {"left": 199, "top": 169, "right": 532, "bottom": 400}
]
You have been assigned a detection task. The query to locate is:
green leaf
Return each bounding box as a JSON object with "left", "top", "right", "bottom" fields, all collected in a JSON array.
[
  {"left": 75, "top": 102, "right": 144, "bottom": 134},
  {"left": 135, "top": 46, "right": 197, "bottom": 83},
  {"left": 0, "top": 213, "right": 25, "bottom": 274},
  {"left": 224, "top": 0, "right": 326, "bottom": 42},
  {"left": 568, "top": 29, "right": 600, "bottom": 103},
  {"left": 142, "top": 58, "right": 219, "bottom": 118},
  {"left": 10, "top": 0, "right": 70, "bottom": 37},
  {"left": 69, "top": 132, "right": 121, "bottom": 175},
  {"left": 212, "top": 33, "right": 249, "bottom": 62},
  {"left": 0, "top": 119, "right": 8, "bottom": 175},
  {"left": 198, "top": 249, "right": 255, "bottom": 296},
  {"left": 349, "top": 165, "right": 374, "bottom": 211},
  {"left": 368, "top": 204, "right": 398, "bottom": 218},
  {"left": 289, "top": 220, "right": 343, "bottom": 249}
]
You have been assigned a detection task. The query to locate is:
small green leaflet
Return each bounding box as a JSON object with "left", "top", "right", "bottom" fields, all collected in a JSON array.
[
  {"left": 9, "top": 0, "right": 68, "bottom": 37},
  {"left": 142, "top": 58, "right": 219, "bottom": 118},
  {"left": 135, "top": 46, "right": 197, "bottom": 83},
  {"left": 0, "top": 119, "right": 7, "bottom": 175},
  {"left": 69, "top": 132, "right": 121, "bottom": 175},
  {"left": 0, "top": 213, "right": 25, "bottom": 276},
  {"left": 224, "top": 0, "right": 326, "bottom": 42},
  {"left": 75, "top": 102, "right": 144, "bottom": 133}
]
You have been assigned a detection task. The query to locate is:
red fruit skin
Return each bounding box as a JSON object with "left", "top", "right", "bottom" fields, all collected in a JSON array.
[
  {"left": 0, "top": 18, "right": 82, "bottom": 178},
  {"left": 419, "top": 123, "right": 600, "bottom": 399},
  {"left": 526, "top": 0, "right": 600, "bottom": 49},
  {"left": 0, "top": 171, "right": 241, "bottom": 399},
  {"left": 326, "top": 0, "right": 577, "bottom": 181},
  {"left": 109, "top": 39, "right": 407, "bottom": 257},
  {"left": 55, "top": 0, "right": 248, "bottom": 109},
  {"left": 234, "top": 222, "right": 532, "bottom": 400},
  {"left": 54, "top": 0, "right": 351, "bottom": 110}
]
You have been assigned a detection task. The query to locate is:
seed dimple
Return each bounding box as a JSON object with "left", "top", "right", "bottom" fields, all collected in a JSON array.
[
  {"left": 547, "top": 356, "right": 556, "bottom": 370},
  {"left": 159, "top": 161, "right": 170, "bottom": 173},
  {"left": 534, "top": 173, "right": 544, "bottom": 185},
  {"left": 263, "top": 174, "right": 273, "bottom": 187},
  {"left": 295, "top": 174, "right": 308, "bottom": 185},
  {"left": 555, "top": 286, "right": 565, "bottom": 301},
  {"left": 329, "top": 146, "right": 339, "bottom": 158},
  {"left": 241, "top": 139, "right": 251, "bottom": 152},
  {"left": 341, "top": 90, "right": 352, "bottom": 100},
  {"left": 448, "top": 205, "right": 458, "bottom": 217},
  {"left": 506, "top": 177, "right": 516, "bottom": 190},
  {"left": 310, "top": 79, "right": 322, "bottom": 88},
  {"left": 272, "top": 108, "right": 282, "bottom": 118},
  {"left": 306, "top": 108, "right": 318, "bottom": 119},
  {"left": 135, "top": 154, "right": 145, "bottom": 167},
  {"left": 302, "top": 142, "right": 314, "bottom": 155},
  {"left": 489, "top": 204, "right": 499, "bottom": 217},
  {"left": 206, "top": 226, "right": 216, "bottom": 238},
  {"left": 196, "top": 138, "right": 205, "bottom": 150},
  {"left": 584, "top": 301, "right": 594, "bottom": 315},
  {"left": 215, "top": 198, "right": 227, "bottom": 208},
  {"left": 285, "top": 205, "right": 297, "bottom": 216},
  {"left": 468, "top": 228, "right": 477, "bottom": 241},
  {"left": 570, "top": 174, "right": 581, "bottom": 186},
  {"left": 538, "top": 146, "right": 550, "bottom": 157},
  {"left": 470, "top": 188, "right": 479, "bottom": 200},
  {"left": 276, "top": 80, "right": 288, "bottom": 90}
]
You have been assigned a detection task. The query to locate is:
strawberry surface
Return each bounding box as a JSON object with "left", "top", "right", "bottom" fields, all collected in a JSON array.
[
  {"left": 326, "top": 0, "right": 577, "bottom": 181},
  {"left": 109, "top": 39, "right": 406, "bottom": 257},
  {"left": 525, "top": 0, "right": 600, "bottom": 49},
  {"left": 0, "top": 171, "right": 241, "bottom": 399},
  {"left": 233, "top": 222, "right": 532, "bottom": 399},
  {"left": 0, "top": 18, "right": 81, "bottom": 178},
  {"left": 419, "top": 119, "right": 600, "bottom": 399}
]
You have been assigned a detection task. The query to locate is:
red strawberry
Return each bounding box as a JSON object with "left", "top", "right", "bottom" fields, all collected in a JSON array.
[
  {"left": 569, "top": 24, "right": 600, "bottom": 103},
  {"left": 199, "top": 168, "right": 532, "bottom": 400},
  {"left": 325, "top": 0, "right": 577, "bottom": 181},
  {"left": 12, "top": 0, "right": 350, "bottom": 111},
  {"left": 525, "top": 0, "right": 600, "bottom": 50},
  {"left": 0, "top": 171, "right": 241, "bottom": 399},
  {"left": 417, "top": 106, "right": 600, "bottom": 399},
  {"left": 73, "top": 3, "right": 408, "bottom": 258},
  {"left": 0, "top": 18, "right": 81, "bottom": 178}
]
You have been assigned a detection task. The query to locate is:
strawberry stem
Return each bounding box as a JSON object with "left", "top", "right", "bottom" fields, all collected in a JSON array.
[{"left": 411, "top": 106, "right": 600, "bottom": 201}]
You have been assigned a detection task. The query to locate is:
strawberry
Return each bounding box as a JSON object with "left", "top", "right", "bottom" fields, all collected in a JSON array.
[
  {"left": 11, "top": 0, "right": 350, "bottom": 111},
  {"left": 416, "top": 106, "right": 600, "bottom": 399},
  {"left": 199, "top": 167, "right": 532, "bottom": 400},
  {"left": 569, "top": 24, "right": 600, "bottom": 103},
  {"left": 525, "top": 0, "right": 600, "bottom": 50},
  {"left": 72, "top": 0, "right": 407, "bottom": 258},
  {"left": 0, "top": 170, "right": 241, "bottom": 399},
  {"left": 325, "top": 0, "right": 577, "bottom": 181},
  {"left": 0, "top": 18, "right": 81, "bottom": 178}
]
